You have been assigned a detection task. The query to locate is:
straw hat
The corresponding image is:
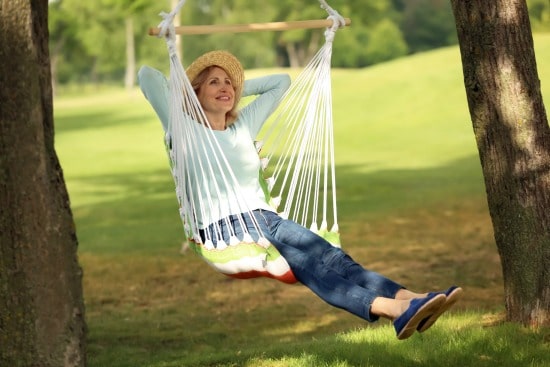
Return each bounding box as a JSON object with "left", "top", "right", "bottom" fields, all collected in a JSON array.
[{"left": 186, "top": 50, "right": 244, "bottom": 98}]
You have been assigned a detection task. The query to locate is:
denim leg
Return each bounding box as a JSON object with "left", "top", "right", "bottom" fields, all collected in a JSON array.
[
  {"left": 256, "top": 210, "right": 403, "bottom": 322},
  {"left": 319, "top": 249, "right": 404, "bottom": 299}
]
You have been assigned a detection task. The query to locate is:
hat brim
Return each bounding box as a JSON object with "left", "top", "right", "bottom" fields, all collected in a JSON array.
[{"left": 186, "top": 50, "right": 244, "bottom": 98}]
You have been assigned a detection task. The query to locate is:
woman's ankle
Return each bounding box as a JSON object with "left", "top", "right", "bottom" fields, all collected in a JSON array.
[
  {"left": 371, "top": 297, "right": 410, "bottom": 320},
  {"left": 394, "top": 289, "right": 427, "bottom": 300}
]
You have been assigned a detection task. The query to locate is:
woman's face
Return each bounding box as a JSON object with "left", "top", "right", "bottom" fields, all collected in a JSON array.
[{"left": 196, "top": 66, "right": 236, "bottom": 116}]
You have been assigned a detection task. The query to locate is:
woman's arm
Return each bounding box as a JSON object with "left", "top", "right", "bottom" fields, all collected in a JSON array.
[
  {"left": 239, "top": 74, "right": 291, "bottom": 137},
  {"left": 137, "top": 66, "right": 170, "bottom": 132}
]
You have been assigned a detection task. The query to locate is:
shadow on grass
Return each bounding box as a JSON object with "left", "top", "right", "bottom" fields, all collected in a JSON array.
[
  {"left": 55, "top": 103, "right": 153, "bottom": 133},
  {"left": 74, "top": 153, "right": 486, "bottom": 255},
  {"left": 56, "top": 111, "right": 124, "bottom": 132}
]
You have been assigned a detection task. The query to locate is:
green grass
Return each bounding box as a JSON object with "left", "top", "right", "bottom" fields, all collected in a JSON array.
[
  {"left": 54, "top": 34, "right": 550, "bottom": 366},
  {"left": 86, "top": 311, "right": 548, "bottom": 367}
]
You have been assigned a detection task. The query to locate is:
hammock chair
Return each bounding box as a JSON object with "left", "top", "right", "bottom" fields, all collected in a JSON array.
[{"left": 142, "top": 0, "right": 349, "bottom": 284}]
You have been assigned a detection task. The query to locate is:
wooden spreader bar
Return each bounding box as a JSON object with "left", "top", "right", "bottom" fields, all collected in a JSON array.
[{"left": 148, "top": 18, "right": 351, "bottom": 36}]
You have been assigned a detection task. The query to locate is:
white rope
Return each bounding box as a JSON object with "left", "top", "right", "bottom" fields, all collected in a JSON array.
[
  {"left": 260, "top": 25, "right": 340, "bottom": 243},
  {"left": 158, "top": 0, "right": 343, "bottom": 248},
  {"left": 158, "top": 1, "right": 272, "bottom": 249}
]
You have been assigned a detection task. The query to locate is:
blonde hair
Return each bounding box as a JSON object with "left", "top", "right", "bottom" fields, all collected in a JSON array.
[{"left": 191, "top": 66, "right": 240, "bottom": 126}]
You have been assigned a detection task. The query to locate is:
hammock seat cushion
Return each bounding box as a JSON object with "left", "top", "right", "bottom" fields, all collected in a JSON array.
[{"left": 188, "top": 240, "right": 296, "bottom": 283}]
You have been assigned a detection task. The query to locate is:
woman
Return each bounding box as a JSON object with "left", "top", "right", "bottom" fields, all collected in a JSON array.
[{"left": 138, "top": 50, "right": 463, "bottom": 340}]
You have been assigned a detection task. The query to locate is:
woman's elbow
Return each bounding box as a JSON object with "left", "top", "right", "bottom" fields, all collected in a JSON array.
[{"left": 279, "top": 74, "right": 291, "bottom": 89}]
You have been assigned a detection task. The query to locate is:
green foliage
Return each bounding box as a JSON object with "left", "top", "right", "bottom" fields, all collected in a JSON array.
[
  {"left": 331, "top": 26, "right": 369, "bottom": 67},
  {"left": 401, "top": 0, "right": 457, "bottom": 53},
  {"left": 48, "top": 0, "right": 92, "bottom": 84},
  {"left": 365, "top": 18, "right": 408, "bottom": 64},
  {"left": 49, "top": 0, "right": 165, "bottom": 83},
  {"left": 48, "top": 0, "right": 547, "bottom": 84},
  {"left": 49, "top": 0, "right": 474, "bottom": 84},
  {"left": 177, "top": 0, "right": 278, "bottom": 67},
  {"left": 528, "top": 0, "right": 550, "bottom": 31}
]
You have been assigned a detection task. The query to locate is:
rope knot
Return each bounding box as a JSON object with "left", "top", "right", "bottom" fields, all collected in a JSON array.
[
  {"left": 156, "top": 0, "right": 188, "bottom": 56},
  {"left": 320, "top": 0, "right": 346, "bottom": 43}
]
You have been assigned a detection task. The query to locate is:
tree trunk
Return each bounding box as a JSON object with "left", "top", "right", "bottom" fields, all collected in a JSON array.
[
  {"left": 0, "top": 1, "right": 87, "bottom": 365},
  {"left": 450, "top": 0, "right": 550, "bottom": 327},
  {"left": 286, "top": 42, "right": 300, "bottom": 68},
  {"left": 50, "top": 36, "right": 65, "bottom": 97},
  {"left": 124, "top": 16, "right": 136, "bottom": 90}
]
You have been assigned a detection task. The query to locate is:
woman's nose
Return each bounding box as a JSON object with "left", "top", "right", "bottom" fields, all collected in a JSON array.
[{"left": 220, "top": 83, "right": 231, "bottom": 93}]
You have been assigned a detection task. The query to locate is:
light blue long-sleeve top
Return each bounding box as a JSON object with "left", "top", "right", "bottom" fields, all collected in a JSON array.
[{"left": 138, "top": 66, "right": 291, "bottom": 228}]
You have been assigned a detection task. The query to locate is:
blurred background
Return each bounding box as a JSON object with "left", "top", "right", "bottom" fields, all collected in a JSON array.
[{"left": 48, "top": 0, "right": 550, "bottom": 91}]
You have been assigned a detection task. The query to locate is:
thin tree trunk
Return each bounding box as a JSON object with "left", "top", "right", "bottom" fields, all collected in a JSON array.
[
  {"left": 125, "top": 16, "right": 136, "bottom": 90},
  {"left": 50, "top": 36, "right": 66, "bottom": 97},
  {"left": 451, "top": 0, "right": 550, "bottom": 327},
  {"left": 307, "top": 31, "right": 321, "bottom": 64},
  {"left": 286, "top": 42, "right": 299, "bottom": 68},
  {"left": 0, "top": 0, "right": 87, "bottom": 365}
]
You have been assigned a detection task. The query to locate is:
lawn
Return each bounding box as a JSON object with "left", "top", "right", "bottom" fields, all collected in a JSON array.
[{"left": 54, "top": 34, "right": 550, "bottom": 366}]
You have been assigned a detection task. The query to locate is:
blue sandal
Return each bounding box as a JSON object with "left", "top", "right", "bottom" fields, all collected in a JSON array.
[
  {"left": 394, "top": 293, "right": 446, "bottom": 340},
  {"left": 417, "top": 286, "right": 463, "bottom": 333}
]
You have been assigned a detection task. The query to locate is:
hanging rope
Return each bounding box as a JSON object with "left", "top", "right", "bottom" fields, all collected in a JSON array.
[
  {"left": 259, "top": 21, "right": 342, "bottom": 244},
  {"left": 141, "top": 0, "right": 349, "bottom": 282}
]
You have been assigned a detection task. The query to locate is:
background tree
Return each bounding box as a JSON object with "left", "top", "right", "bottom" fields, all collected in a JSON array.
[
  {"left": 48, "top": 0, "right": 514, "bottom": 84},
  {"left": 102, "top": 0, "right": 151, "bottom": 89},
  {"left": 48, "top": 0, "right": 87, "bottom": 93},
  {"left": 46, "top": 0, "right": 549, "bottom": 85},
  {"left": 401, "top": 0, "right": 457, "bottom": 53},
  {"left": 451, "top": 0, "right": 549, "bottom": 327},
  {"left": 527, "top": 0, "right": 550, "bottom": 31},
  {"left": 0, "top": 0, "right": 87, "bottom": 365},
  {"left": 364, "top": 18, "right": 408, "bottom": 64}
]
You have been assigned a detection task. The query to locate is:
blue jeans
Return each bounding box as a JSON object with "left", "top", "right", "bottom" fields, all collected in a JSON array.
[{"left": 200, "top": 209, "right": 404, "bottom": 322}]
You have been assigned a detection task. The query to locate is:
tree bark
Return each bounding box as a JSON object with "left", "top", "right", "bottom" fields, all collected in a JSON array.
[
  {"left": 0, "top": 1, "right": 87, "bottom": 365},
  {"left": 451, "top": 0, "right": 550, "bottom": 327}
]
